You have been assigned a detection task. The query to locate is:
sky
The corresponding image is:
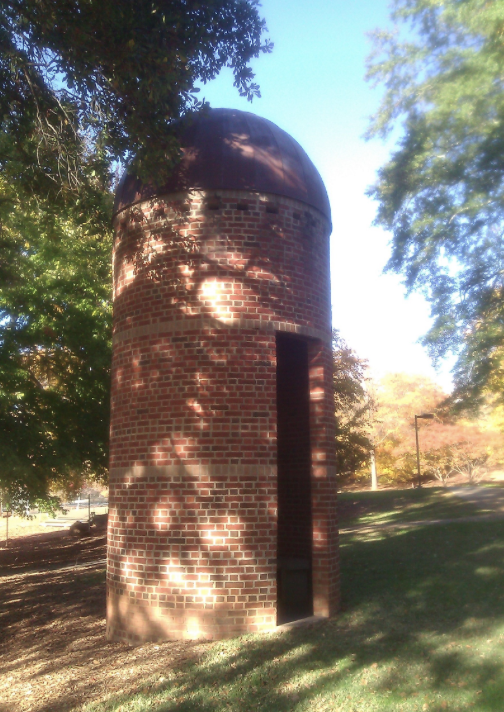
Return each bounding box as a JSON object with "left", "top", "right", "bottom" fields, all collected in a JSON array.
[{"left": 199, "top": 0, "right": 455, "bottom": 392}]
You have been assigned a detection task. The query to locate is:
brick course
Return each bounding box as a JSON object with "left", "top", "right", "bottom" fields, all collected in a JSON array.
[{"left": 107, "top": 189, "right": 339, "bottom": 642}]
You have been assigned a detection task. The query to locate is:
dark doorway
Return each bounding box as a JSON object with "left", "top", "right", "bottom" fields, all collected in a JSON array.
[{"left": 276, "top": 334, "right": 313, "bottom": 624}]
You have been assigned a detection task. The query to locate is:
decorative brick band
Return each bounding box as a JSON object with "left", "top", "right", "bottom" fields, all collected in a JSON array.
[
  {"left": 113, "top": 188, "right": 331, "bottom": 226},
  {"left": 110, "top": 463, "right": 278, "bottom": 480},
  {"left": 112, "top": 316, "right": 331, "bottom": 346},
  {"left": 109, "top": 463, "right": 336, "bottom": 481}
]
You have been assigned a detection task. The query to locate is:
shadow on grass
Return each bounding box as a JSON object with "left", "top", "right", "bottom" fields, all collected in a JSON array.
[
  {"left": 338, "top": 487, "right": 492, "bottom": 527},
  {"left": 81, "top": 520, "right": 504, "bottom": 712}
]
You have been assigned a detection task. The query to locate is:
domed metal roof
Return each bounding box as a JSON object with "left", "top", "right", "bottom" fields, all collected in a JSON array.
[{"left": 114, "top": 108, "right": 331, "bottom": 221}]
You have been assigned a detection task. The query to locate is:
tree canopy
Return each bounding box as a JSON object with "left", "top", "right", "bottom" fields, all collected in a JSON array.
[
  {"left": 1, "top": 0, "right": 272, "bottom": 199},
  {"left": 353, "top": 372, "right": 504, "bottom": 488},
  {"left": 0, "top": 176, "right": 112, "bottom": 513},
  {"left": 0, "top": 0, "right": 271, "bottom": 512},
  {"left": 366, "top": 372, "right": 446, "bottom": 485},
  {"left": 366, "top": 0, "right": 504, "bottom": 409},
  {"left": 332, "top": 331, "right": 371, "bottom": 481}
]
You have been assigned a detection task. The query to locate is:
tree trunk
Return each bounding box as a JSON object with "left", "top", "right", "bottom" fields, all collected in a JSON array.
[{"left": 370, "top": 448, "right": 378, "bottom": 491}]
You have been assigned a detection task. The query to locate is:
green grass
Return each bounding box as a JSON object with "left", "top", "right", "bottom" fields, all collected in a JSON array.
[
  {"left": 338, "top": 487, "right": 495, "bottom": 527},
  {"left": 84, "top": 494, "right": 504, "bottom": 712}
]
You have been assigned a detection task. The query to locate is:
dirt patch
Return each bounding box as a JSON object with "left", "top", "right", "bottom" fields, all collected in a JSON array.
[
  {"left": 0, "top": 530, "right": 106, "bottom": 574},
  {"left": 0, "top": 531, "right": 210, "bottom": 712}
]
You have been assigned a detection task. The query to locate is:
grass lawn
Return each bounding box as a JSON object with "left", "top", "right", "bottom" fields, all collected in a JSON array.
[
  {"left": 84, "top": 492, "right": 504, "bottom": 712},
  {"left": 337, "top": 486, "right": 498, "bottom": 527}
]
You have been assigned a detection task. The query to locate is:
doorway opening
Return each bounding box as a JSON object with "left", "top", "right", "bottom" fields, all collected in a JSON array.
[{"left": 276, "top": 333, "right": 313, "bottom": 624}]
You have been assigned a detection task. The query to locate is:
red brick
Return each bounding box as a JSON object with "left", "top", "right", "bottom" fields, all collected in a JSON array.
[{"left": 107, "top": 189, "right": 339, "bottom": 643}]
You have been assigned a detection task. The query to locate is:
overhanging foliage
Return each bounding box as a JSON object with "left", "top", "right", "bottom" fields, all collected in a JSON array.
[
  {"left": 367, "top": 0, "right": 504, "bottom": 409},
  {"left": 1, "top": 0, "right": 272, "bottom": 196}
]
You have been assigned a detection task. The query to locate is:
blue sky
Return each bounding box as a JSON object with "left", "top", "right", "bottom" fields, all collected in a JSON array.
[{"left": 199, "top": 0, "right": 454, "bottom": 391}]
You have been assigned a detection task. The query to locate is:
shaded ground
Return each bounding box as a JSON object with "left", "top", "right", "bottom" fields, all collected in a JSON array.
[
  {"left": 3, "top": 487, "right": 504, "bottom": 712},
  {"left": 449, "top": 485, "right": 504, "bottom": 511},
  {"left": 0, "top": 530, "right": 106, "bottom": 574},
  {"left": 84, "top": 514, "right": 504, "bottom": 711},
  {"left": 337, "top": 485, "right": 504, "bottom": 528},
  {"left": 335, "top": 497, "right": 369, "bottom": 523},
  {"left": 0, "top": 532, "right": 207, "bottom": 712}
]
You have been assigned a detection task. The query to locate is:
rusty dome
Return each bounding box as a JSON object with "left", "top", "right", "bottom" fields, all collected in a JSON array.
[{"left": 114, "top": 108, "right": 331, "bottom": 221}]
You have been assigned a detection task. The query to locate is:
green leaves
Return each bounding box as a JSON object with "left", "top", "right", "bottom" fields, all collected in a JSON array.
[
  {"left": 0, "top": 0, "right": 272, "bottom": 511},
  {"left": 367, "top": 0, "right": 504, "bottom": 409},
  {"left": 0, "top": 177, "right": 113, "bottom": 512},
  {"left": 0, "top": 0, "right": 272, "bottom": 193},
  {"left": 333, "top": 331, "right": 372, "bottom": 480}
]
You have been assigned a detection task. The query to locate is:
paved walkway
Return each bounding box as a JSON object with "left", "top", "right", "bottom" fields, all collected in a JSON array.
[{"left": 449, "top": 485, "right": 504, "bottom": 510}]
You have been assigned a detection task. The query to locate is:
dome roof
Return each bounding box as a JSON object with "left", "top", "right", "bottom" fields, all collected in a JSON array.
[{"left": 114, "top": 108, "right": 331, "bottom": 221}]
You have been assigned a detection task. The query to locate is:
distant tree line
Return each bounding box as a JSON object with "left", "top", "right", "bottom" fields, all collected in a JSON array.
[{"left": 333, "top": 339, "right": 504, "bottom": 489}]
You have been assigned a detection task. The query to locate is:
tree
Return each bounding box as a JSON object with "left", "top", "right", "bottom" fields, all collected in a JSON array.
[
  {"left": 420, "top": 419, "right": 504, "bottom": 485},
  {"left": 366, "top": 373, "right": 446, "bottom": 485},
  {"left": 332, "top": 332, "right": 372, "bottom": 484},
  {"left": 366, "top": 0, "right": 504, "bottom": 409},
  {"left": 360, "top": 372, "right": 504, "bottom": 487},
  {"left": 0, "top": 176, "right": 112, "bottom": 514},
  {"left": 1, "top": 0, "right": 272, "bottom": 199},
  {"left": 0, "top": 1, "right": 272, "bottom": 512}
]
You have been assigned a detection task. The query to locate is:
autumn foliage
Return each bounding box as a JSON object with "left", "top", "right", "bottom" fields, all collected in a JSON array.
[
  {"left": 332, "top": 346, "right": 504, "bottom": 487},
  {"left": 368, "top": 375, "right": 504, "bottom": 487}
]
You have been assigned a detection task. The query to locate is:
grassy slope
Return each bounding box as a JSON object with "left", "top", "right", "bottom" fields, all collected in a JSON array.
[
  {"left": 84, "top": 493, "right": 504, "bottom": 712},
  {"left": 338, "top": 487, "right": 491, "bottom": 527}
]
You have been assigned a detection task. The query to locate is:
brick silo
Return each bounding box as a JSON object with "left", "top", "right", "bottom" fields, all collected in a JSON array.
[{"left": 107, "top": 108, "right": 339, "bottom": 642}]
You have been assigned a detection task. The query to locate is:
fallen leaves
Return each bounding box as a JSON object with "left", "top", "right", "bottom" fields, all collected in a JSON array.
[{"left": 0, "top": 533, "right": 208, "bottom": 712}]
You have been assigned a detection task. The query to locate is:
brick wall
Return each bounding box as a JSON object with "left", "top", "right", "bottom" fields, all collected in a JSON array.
[{"left": 107, "top": 189, "right": 338, "bottom": 642}]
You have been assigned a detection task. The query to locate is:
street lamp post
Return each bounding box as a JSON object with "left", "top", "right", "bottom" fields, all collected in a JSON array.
[{"left": 415, "top": 413, "right": 435, "bottom": 488}]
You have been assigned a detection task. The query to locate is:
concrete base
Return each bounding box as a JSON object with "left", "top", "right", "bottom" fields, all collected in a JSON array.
[{"left": 276, "top": 615, "right": 327, "bottom": 631}]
